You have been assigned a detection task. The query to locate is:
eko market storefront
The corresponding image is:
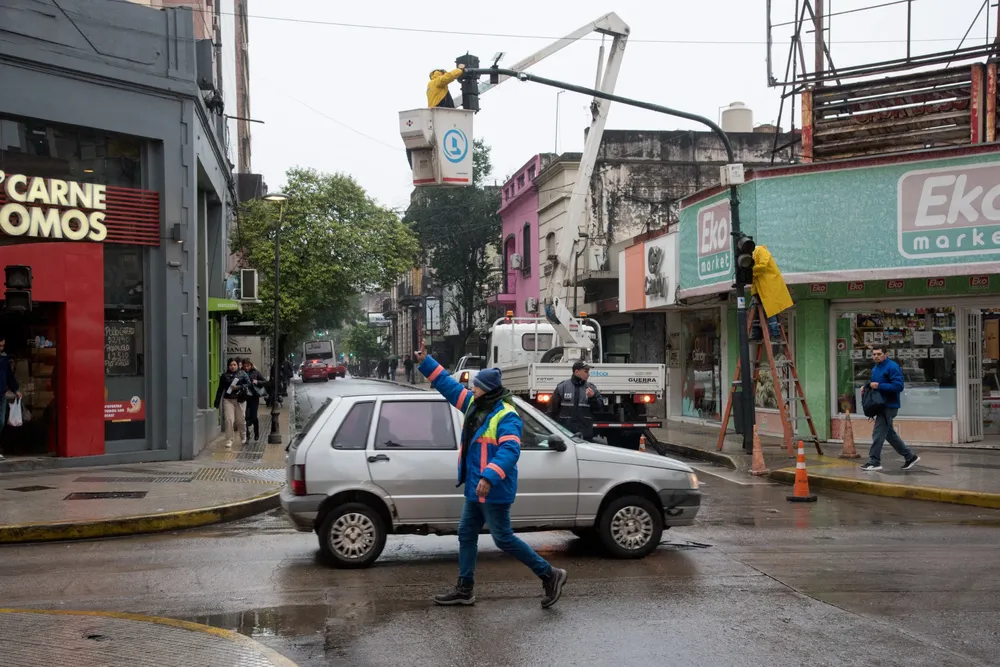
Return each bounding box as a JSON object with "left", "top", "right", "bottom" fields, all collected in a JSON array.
[
  {"left": 679, "top": 144, "right": 1000, "bottom": 448},
  {"left": 0, "top": 167, "right": 160, "bottom": 459}
]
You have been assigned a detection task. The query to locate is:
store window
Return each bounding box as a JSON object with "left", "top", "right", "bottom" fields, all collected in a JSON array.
[
  {"left": 755, "top": 311, "right": 792, "bottom": 410},
  {"left": 680, "top": 309, "right": 722, "bottom": 420},
  {"left": 0, "top": 114, "right": 142, "bottom": 188},
  {"left": 104, "top": 245, "right": 146, "bottom": 442},
  {"left": 834, "top": 308, "right": 957, "bottom": 419}
]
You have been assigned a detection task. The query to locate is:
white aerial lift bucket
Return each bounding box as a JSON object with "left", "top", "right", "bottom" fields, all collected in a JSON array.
[{"left": 399, "top": 107, "right": 475, "bottom": 187}]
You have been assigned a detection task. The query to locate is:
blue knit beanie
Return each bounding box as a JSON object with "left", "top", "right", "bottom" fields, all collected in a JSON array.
[{"left": 474, "top": 367, "right": 503, "bottom": 392}]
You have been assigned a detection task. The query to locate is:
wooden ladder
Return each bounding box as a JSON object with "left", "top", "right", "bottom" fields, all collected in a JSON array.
[{"left": 716, "top": 303, "right": 823, "bottom": 456}]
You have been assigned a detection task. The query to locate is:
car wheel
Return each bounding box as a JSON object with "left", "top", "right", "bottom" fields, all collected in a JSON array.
[
  {"left": 597, "top": 495, "right": 663, "bottom": 559},
  {"left": 317, "top": 502, "right": 387, "bottom": 569}
]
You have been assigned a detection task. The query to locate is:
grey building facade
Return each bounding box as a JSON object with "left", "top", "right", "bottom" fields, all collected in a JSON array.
[{"left": 0, "top": 0, "right": 234, "bottom": 463}]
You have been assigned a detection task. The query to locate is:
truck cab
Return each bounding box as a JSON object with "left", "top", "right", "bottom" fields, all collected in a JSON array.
[{"left": 485, "top": 319, "right": 598, "bottom": 368}]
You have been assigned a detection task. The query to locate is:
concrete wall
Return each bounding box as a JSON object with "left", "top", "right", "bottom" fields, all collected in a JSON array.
[{"left": 0, "top": 0, "right": 233, "bottom": 462}]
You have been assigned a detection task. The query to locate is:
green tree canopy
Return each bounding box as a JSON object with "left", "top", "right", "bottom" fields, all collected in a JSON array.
[
  {"left": 404, "top": 140, "right": 502, "bottom": 340},
  {"left": 342, "top": 324, "right": 385, "bottom": 360},
  {"left": 235, "top": 168, "right": 418, "bottom": 347}
]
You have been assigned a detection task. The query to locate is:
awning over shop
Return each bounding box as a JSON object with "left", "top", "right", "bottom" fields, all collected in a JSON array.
[{"left": 208, "top": 297, "right": 243, "bottom": 314}]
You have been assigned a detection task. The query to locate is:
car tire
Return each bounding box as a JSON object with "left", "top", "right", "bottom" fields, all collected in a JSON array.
[
  {"left": 317, "top": 502, "right": 387, "bottom": 569},
  {"left": 597, "top": 495, "right": 663, "bottom": 559}
]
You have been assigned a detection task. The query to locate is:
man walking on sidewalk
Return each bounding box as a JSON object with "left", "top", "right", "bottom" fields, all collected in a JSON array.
[
  {"left": 862, "top": 345, "right": 920, "bottom": 472},
  {"left": 0, "top": 335, "right": 22, "bottom": 462},
  {"left": 415, "top": 345, "right": 568, "bottom": 608}
]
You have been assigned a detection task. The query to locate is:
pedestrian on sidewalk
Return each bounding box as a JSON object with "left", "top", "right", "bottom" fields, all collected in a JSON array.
[
  {"left": 242, "top": 358, "right": 267, "bottom": 442},
  {"left": 214, "top": 358, "right": 250, "bottom": 449},
  {"left": 389, "top": 356, "right": 398, "bottom": 382},
  {"left": 0, "top": 335, "right": 22, "bottom": 462},
  {"left": 862, "top": 345, "right": 920, "bottom": 472},
  {"left": 415, "top": 345, "right": 568, "bottom": 609},
  {"left": 403, "top": 355, "right": 415, "bottom": 384}
]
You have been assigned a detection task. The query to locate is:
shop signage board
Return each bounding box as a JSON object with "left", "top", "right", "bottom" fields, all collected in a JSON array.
[
  {"left": 105, "top": 396, "right": 146, "bottom": 422},
  {"left": 679, "top": 149, "right": 1000, "bottom": 297},
  {"left": 105, "top": 321, "right": 138, "bottom": 376},
  {"left": 618, "top": 233, "right": 677, "bottom": 312}
]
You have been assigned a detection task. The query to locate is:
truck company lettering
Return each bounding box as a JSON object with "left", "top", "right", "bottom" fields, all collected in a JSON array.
[
  {"left": 697, "top": 200, "right": 732, "bottom": 281},
  {"left": 898, "top": 162, "right": 1000, "bottom": 258},
  {"left": 628, "top": 377, "right": 657, "bottom": 384},
  {"left": 0, "top": 171, "right": 108, "bottom": 242}
]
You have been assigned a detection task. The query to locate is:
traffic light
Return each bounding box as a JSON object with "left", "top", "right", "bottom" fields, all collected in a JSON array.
[
  {"left": 4, "top": 265, "right": 32, "bottom": 313},
  {"left": 735, "top": 234, "right": 755, "bottom": 287},
  {"left": 456, "top": 53, "right": 480, "bottom": 112}
]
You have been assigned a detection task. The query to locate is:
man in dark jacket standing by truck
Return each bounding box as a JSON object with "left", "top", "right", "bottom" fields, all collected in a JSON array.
[
  {"left": 550, "top": 361, "right": 603, "bottom": 441},
  {"left": 861, "top": 345, "right": 920, "bottom": 472}
]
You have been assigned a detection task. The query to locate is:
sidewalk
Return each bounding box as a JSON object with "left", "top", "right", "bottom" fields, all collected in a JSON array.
[
  {"left": 0, "top": 609, "right": 297, "bottom": 666},
  {"left": 650, "top": 421, "right": 1000, "bottom": 510},
  {"left": 0, "top": 393, "right": 294, "bottom": 544}
]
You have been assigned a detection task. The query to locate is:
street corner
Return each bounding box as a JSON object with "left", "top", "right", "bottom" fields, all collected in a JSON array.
[{"left": 0, "top": 609, "right": 298, "bottom": 666}]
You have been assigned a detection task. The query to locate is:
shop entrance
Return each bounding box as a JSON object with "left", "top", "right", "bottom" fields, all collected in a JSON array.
[
  {"left": 0, "top": 303, "right": 60, "bottom": 457},
  {"left": 972, "top": 309, "right": 1000, "bottom": 447}
]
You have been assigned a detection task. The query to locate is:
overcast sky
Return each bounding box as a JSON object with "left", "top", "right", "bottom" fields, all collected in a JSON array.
[{"left": 243, "top": 0, "right": 991, "bottom": 213}]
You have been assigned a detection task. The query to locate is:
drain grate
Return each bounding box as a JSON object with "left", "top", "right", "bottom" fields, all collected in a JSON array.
[
  {"left": 6, "top": 485, "right": 56, "bottom": 492},
  {"left": 64, "top": 491, "right": 148, "bottom": 500},
  {"left": 231, "top": 468, "right": 285, "bottom": 482},
  {"left": 114, "top": 467, "right": 193, "bottom": 476},
  {"left": 73, "top": 476, "right": 195, "bottom": 484}
]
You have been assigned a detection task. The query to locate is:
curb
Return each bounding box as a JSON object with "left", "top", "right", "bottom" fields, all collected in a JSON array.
[
  {"left": 0, "top": 488, "right": 281, "bottom": 544},
  {"left": 769, "top": 469, "right": 1000, "bottom": 510},
  {"left": 648, "top": 436, "right": 739, "bottom": 470},
  {"left": 0, "top": 608, "right": 298, "bottom": 666}
]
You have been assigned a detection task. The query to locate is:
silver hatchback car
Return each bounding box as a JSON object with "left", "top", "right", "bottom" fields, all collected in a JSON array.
[{"left": 282, "top": 391, "right": 701, "bottom": 568}]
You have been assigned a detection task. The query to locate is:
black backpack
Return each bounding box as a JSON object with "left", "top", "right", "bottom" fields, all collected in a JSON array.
[{"left": 861, "top": 385, "right": 885, "bottom": 419}]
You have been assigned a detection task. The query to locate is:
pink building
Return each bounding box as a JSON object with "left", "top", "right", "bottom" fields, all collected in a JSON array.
[{"left": 492, "top": 154, "right": 555, "bottom": 317}]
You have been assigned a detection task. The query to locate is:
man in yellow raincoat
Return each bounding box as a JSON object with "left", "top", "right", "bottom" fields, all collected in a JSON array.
[
  {"left": 749, "top": 245, "right": 793, "bottom": 343},
  {"left": 426, "top": 64, "right": 466, "bottom": 108}
]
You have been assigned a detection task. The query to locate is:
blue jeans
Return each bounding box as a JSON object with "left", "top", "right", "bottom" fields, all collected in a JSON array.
[
  {"left": 458, "top": 500, "right": 552, "bottom": 585},
  {"left": 750, "top": 296, "right": 782, "bottom": 339},
  {"left": 868, "top": 408, "right": 915, "bottom": 465}
]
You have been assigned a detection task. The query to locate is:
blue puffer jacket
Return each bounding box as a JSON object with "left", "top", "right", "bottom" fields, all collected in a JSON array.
[
  {"left": 419, "top": 356, "right": 522, "bottom": 504},
  {"left": 871, "top": 358, "right": 905, "bottom": 409}
]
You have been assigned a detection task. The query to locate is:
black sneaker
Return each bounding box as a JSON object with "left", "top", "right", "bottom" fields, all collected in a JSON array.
[
  {"left": 433, "top": 579, "right": 475, "bottom": 606},
  {"left": 861, "top": 462, "right": 882, "bottom": 471},
  {"left": 902, "top": 456, "right": 921, "bottom": 471},
  {"left": 541, "top": 568, "right": 568, "bottom": 609}
]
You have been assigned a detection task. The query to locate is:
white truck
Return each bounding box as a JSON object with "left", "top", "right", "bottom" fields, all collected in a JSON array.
[{"left": 486, "top": 311, "right": 665, "bottom": 449}]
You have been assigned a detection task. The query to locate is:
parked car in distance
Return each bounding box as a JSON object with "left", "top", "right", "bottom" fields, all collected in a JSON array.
[
  {"left": 327, "top": 363, "right": 347, "bottom": 379},
  {"left": 301, "top": 360, "right": 329, "bottom": 383},
  {"left": 281, "top": 391, "right": 701, "bottom": 569}
]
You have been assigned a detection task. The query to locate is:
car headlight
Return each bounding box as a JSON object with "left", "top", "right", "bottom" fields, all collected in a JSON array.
[{"left": 686, "top": 472, "right": 699, "bottom": 490}]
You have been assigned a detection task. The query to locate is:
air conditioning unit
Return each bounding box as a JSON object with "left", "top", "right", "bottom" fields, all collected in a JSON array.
[
  {"left": 510, "top": 253, "right": 522, "bottom": 270},
  {"left": 238, "top": 268, "right": 259, "bottom": 302},
  {"left": 525, "top": 297, "right": 538, "bottom": 313}
]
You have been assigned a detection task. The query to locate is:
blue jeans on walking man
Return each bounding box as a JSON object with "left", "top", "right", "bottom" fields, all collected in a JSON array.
[
  {"left": 867, "top": 408, "right": 915, "bottom": 466},
  {"left": 458, "top": 500, "right": 552, "bottom": 585}
]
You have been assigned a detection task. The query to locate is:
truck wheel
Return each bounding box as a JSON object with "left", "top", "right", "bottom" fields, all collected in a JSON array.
[
  {"left": 540, "top": 346, "right": 565, "bottom": 363},
  {"left": 597, "top": 495, "right": 663, "bottom": 559},
  {"left": 318, "top": 502, "right": 387, "bottom": 569}
]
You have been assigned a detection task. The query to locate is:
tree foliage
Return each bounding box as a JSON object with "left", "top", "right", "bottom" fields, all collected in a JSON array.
[
  {"left": 342, "top": 324, "right": 385, "bottom": 360},
  {"left": 235, "top": 168, "right": 419, "bottom": 347},
  {"left": 404, "top": 140, "right": 502, "bottom": 340}
]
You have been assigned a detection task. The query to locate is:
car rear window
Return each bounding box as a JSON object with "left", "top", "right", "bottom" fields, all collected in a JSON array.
[
  {"left": 288, "top": 398, "right": 332, "bottom": 451},
  {"left": 332, "top": 402, "right": 374, "bottom": 450}
]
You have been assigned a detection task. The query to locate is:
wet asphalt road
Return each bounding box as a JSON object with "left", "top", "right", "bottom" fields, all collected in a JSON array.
[{"left": 1, "top": 376, "right": 999, "bottom": 667}]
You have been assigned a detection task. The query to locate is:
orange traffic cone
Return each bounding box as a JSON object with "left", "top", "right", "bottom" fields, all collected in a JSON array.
[
  {"left": 787, "top": 440, "right": 817, "bottom": 503},
  {"left": 750, "top": 425, "right": 769, "bottom": 476},
  {"left": 839, "top": 411, "right": 861, "bottom": 459},
  {"left": 638, "top": 435, "right": 647, "bottom": 452}
]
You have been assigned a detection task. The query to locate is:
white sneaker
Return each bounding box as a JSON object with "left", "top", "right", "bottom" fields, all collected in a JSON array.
[{"left": 224, "top": 440, "right": 232, "bottom": 449}]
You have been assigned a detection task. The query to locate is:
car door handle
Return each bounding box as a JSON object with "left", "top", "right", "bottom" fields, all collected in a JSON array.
[{"left": 368, "top": 454, "right": 390, "bottom": 463}]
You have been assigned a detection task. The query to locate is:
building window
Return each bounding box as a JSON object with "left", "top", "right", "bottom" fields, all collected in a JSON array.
[
  {"left": 522, "top": 223, "right": 532, "bottom": 277},
  {"left": 503, "top": 235, "right": 516, "bottom": 294},
  {"left": 834, "top": 308, "right": 957, "bottom": 418},
  {"left": 103, "top": 244, "right": 146, "bottom": 442},
  {"left": 528, "top": 165, "right": 536, "bottom": 180},
  {"left": 545, "top": 232, "right": 557, "bottom": 259},
  {"left": 517, "top": 174, "right": 525, "bottom": 188}
]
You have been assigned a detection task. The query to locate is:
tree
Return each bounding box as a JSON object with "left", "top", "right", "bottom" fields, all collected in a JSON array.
[
  {"left": 342, "top": 324, "right": 385, "bottom": 360},
  {"left": 235, "top": 168, "right": 419, "bottom": 351},
  {"left": 404, "top": 140, "right": 502, "bottom": 341}
]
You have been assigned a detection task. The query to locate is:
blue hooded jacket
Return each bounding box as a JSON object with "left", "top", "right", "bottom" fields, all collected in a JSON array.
[{"left": 870, "top": 358, "right": 905, "bottom": 409}]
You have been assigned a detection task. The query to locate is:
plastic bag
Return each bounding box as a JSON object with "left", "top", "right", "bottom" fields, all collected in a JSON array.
[{"left": 7, "top": 399, "right": 23, "bottom": 428}]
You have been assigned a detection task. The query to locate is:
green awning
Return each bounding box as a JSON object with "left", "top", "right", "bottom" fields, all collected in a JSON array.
[{"left": 208, "top": 297, "right": 243, "bottom": 314}]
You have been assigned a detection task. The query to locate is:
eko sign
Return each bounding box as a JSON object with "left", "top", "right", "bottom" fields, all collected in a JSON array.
[
  {"left": 898, "top": 162, "right": 1000, "bottom": 258},
  {"left": 0, "top": 171, "right": 108, "bottom": 242},
  {"left": 697, "top": 199, "right": 732, "bottom": 281}
]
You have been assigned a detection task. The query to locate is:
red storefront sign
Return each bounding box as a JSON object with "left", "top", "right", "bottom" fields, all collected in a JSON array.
[
  {"left": 927, "top": 277, "right": 946, "bottom": 290},
  {"left": 848, "top": 281, "right": 865, "bottom": 294},
  {"left": 886, "top": 279, "right": 905, "bottom": 293},
  {"left": 809, "top": 283, "right": 827, "bottom": 295},
  {"left": 105, "top": 397, "right": 146, "bottom": 423},
  {"left": 970, "top": 275, "right": 991, "bottom": 289}
]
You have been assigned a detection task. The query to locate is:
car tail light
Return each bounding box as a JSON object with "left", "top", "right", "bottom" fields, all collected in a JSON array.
[
  {"left": 633, "top": 394, "right": 656, "bottom": 404},
  {"left": 460, "top": 371, "right": 469, "bottom": 383},
  {"left": 536, "top": 393, "right": 551, "bottom": 404},
  {"left": 291, "top": 464, "right": 307, "bottom": 496}
]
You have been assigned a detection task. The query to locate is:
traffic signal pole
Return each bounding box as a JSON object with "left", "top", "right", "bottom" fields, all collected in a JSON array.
[{"left": 461, "top": 66, "right": 755, "bottom": 449}]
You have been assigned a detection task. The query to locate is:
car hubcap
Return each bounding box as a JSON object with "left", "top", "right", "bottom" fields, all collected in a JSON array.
[
  {"left": 610, "top": 505, "right": 654, "bottom": 550},
  {"left": 330, "top": 512, "right": 376, "bottom": 559}
]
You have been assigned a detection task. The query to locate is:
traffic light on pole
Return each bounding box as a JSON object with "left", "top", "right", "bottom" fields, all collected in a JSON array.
[
  {"left": 735, "top": 234, "right": 755, "bottom": 287},
  {"left": 4, "top": 265, "right": 32, "bottom": 313},
  {"left": 456, "top": 53, "right": 480, "bottom": 112}
]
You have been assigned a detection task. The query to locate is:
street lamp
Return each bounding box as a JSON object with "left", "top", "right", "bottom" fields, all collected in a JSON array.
[{"left": 263, "top": 191, "right": 288, "bottom": 445}]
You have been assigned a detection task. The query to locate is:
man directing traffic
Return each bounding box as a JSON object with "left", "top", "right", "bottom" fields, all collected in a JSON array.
[{"left": 550, "top": 360, "right": 604, "bottom": 441}]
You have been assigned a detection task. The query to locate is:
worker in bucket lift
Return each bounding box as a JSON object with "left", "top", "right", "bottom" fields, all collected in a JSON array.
[
  {"left": 426, "top": 63, "right": 466, "bottom": 108},
  {"left": 749, "top": 244, "right": 793, "bottom": 345}
]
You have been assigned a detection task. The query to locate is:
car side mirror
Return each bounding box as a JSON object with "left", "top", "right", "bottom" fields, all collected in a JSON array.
[{"left": 549, "top": 436, "right": 567, "bottom": 452}]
